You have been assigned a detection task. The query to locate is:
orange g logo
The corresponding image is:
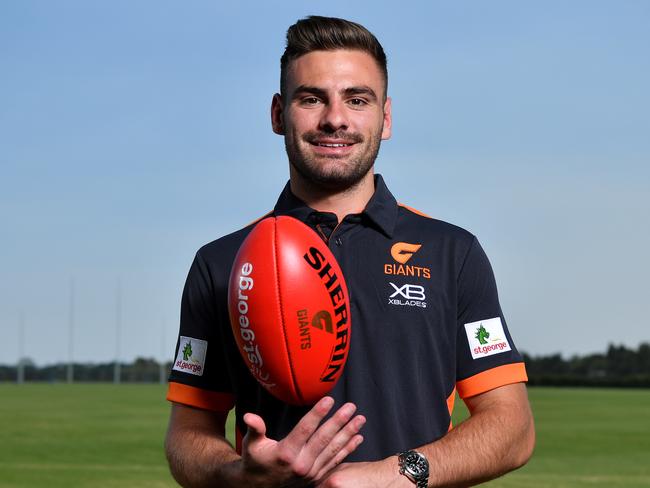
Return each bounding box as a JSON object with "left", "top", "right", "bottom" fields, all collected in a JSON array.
[{"left": 390, "top": 242, "right": 422, "bottom": 264}]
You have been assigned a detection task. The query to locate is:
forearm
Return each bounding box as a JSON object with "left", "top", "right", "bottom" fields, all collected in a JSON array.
[
  {"left": 165, "top": 423, "right": 243, "bottom": 488},
  {"left": 419, "top": 385, "right": 535, "bottom": 487},
  {"left": 317, "top": 384, "right": 534, "bottom": 488},
  {"left": 164, "top": 402, "right": 248, "bottom": 488}
]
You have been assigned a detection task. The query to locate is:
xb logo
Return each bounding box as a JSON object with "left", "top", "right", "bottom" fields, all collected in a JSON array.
[
  {"left": 389, "top": 282, "right": 426, "bottom": 300},
  {"left": 390, "top": 242, "right": 422, "bottom": 264}
]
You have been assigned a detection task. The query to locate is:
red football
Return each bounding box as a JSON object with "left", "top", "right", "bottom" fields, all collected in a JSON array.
[{"left": 227, "top": 215, "right": 351, "bottom": 405}]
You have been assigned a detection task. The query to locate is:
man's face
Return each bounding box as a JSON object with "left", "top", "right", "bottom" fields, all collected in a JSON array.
[{"left": 272, "top": 49, "right": 392, "bottom": 192}]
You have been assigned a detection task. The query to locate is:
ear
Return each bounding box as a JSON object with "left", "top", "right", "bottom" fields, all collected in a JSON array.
[
  {"left": 381, "top": 96, "right": 392, "bottom": 140},
  {"left": 271, "top": 93, "right": 285, "bottom": 135}
]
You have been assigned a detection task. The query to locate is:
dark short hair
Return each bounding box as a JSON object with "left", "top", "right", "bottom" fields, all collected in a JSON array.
[{"left": 280, "top": 16, "right": 388, "bottom": 98}]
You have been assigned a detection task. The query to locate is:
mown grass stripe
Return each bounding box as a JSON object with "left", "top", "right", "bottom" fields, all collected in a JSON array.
[
  {"left": 0, "top": 384, "right": 648, "bottom": 487},
  {"left": 0, "top": 463, "right": 168, "bottom": 472}
]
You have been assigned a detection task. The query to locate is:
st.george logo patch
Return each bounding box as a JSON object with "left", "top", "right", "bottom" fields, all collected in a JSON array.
[
  {"left": 464, "top": 317, "right": 511, "bottom": 359},
  {"left": 173, "top": 336, "right": 208, "bottom": 376}
]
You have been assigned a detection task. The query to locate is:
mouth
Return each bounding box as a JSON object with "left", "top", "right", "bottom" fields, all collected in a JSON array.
[
  {"left": 308, "top": 140, "right": 357, "bottom": 156},
  {"left": 304, "top": 131, "right": 362, "bottom": 147},
  {"left": 302, "top": 132, "right": 363, "bottom": 156},
  {"left": 311, "top": 142, "right": 355, "bottom": 148}
]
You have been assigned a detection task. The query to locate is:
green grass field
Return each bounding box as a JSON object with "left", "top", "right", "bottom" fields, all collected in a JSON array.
[{"left": 0, "top": 385, "right": 649, "bottom": 487}]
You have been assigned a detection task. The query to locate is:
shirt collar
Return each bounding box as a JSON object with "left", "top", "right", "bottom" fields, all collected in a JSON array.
[{"left": 273, "top": 174, "right": 398, "bottom": 238}]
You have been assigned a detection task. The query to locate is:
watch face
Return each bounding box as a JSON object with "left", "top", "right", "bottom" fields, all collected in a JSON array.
[{"left": 401, "top": 451, "right": 429, "bottom": 478}]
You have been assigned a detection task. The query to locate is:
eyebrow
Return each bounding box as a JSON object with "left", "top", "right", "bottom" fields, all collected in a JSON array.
[
  {"left": 343, "top": 86, "right": 378, "bottom": 101},
  {"left": 292, "top": 85, "right": 379, "bottom": 102},
  {"left": 292, "top": 85, "right": 328, "bottom": 100}
]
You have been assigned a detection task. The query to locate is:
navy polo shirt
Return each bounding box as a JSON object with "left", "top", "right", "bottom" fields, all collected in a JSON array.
[{"left": 168, "top": 174, "right": 527, "bottom": 462}]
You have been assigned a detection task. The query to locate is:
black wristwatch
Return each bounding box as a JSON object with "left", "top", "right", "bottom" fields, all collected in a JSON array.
[{"left": 398, "top": 450, "right": 429, "bottom": 488}]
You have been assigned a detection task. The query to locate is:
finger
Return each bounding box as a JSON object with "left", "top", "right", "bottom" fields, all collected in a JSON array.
[
  {"left": 243, "top": 412, "right": 267, "bottom": 442},
  {"left": 282, "top": 396, "right": 335, "bottom": 450},
  {"left": 310, "top": 414, "right": 365, "bottom": 477},
  {"left": 301, "top": 403, "right": 359, "bottom": 463},
  {"left": 315, "top": 434, "right": 364, "bottom": 480}
]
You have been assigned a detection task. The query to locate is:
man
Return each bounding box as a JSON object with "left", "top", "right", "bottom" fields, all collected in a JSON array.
[{"left": 165, "top": 16, "right": 535, "bottom": 487}]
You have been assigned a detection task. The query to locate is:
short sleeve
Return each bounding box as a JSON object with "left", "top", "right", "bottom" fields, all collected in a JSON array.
[
  {"left": 455, "top": 237, "right": 527, "bottom": 398},
  {"left": 166, "top": 250, "right": 236, "bottom": 412}
]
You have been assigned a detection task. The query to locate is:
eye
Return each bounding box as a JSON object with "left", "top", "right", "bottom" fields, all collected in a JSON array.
[
  {"left": 300, "top": 96, "right": 321, "bottom": 106},
  {"left": 348, "top": 98, "right": 368, "bottom": 107}
]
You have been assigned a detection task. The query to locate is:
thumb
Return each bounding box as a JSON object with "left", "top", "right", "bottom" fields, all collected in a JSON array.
[{"left": 243, "top": 412, "right": 267, "bottom": 442}]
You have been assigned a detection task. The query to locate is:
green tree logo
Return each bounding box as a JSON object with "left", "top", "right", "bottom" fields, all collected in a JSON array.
[
  {"left": 475, "top": 325, "right": 490, "bottom": 345},
  {"left": 182, "top": 341, "right": 193, "bottom": 361}
]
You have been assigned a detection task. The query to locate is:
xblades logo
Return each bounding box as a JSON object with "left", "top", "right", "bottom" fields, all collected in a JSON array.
[
  {"left": 388, "top": 282, "right": 427, "bottom": 308},
  {"left": 389, "top": 283, "right": 426, "bottom": 300}
]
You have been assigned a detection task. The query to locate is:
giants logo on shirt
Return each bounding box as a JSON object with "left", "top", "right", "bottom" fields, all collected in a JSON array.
[
  {"left": 464, "top": 318, "right": 511, "bottom": 359},
  {"left": 173, "top": 336, "right": 208, "bottom": 376},
  {"left": 384, "top": 242, "right": 431, "bottom": 279}
]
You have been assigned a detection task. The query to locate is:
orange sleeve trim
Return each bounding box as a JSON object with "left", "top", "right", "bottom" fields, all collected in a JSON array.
[
  {"left": 456, "top": 363, "right": 528, "bottom": 399},
  {"left": 166, "top": 382, "right": 236, "bottom": 412},
  {"left": 397, "top": 202, "right": 432, "bottom": 219}
]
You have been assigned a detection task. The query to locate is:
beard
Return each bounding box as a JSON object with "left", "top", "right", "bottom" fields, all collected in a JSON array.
[{"left": 285, "top": 128, "right": 382, "bottom": 192}]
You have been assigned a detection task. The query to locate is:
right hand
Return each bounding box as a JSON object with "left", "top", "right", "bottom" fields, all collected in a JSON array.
[{"left": 238, "top": 397, "right": 366, "bottom": 487}]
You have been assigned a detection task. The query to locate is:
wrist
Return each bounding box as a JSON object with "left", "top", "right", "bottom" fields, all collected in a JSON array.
[
  {"left": 381, "top": 455, "right": 413, "bottom": 488},
  {"left": 215, "top": 456, "right": 247, "bottom": 488}
]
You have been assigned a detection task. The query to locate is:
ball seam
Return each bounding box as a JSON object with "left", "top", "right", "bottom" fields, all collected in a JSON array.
[{"left": 273, "top": 216, "right": 303, "bottom": 403}]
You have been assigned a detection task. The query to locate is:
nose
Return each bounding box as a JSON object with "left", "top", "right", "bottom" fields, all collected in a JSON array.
[{"left": 319, "top": 99, "right": 348, "bottom": 133}]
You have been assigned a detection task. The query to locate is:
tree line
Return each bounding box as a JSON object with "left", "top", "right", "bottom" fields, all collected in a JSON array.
[
  {"left": 0, "top": 357, "right": 172, "bottom": 383},
  {"left": 1, "top": 342, "right": 649, "bottom": 386},
  {"left": 524, "top": 342, "right": 650, "bottom": 387}
]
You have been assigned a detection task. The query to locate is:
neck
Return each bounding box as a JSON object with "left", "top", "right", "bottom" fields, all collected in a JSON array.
[{"left": 289, "top": 169, "right": 376, "bottom": 223}]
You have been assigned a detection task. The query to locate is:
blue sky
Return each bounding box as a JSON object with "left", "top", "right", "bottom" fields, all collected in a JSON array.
[{"left": 1, "top": 1, "right": 648, "bottom": 365}]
